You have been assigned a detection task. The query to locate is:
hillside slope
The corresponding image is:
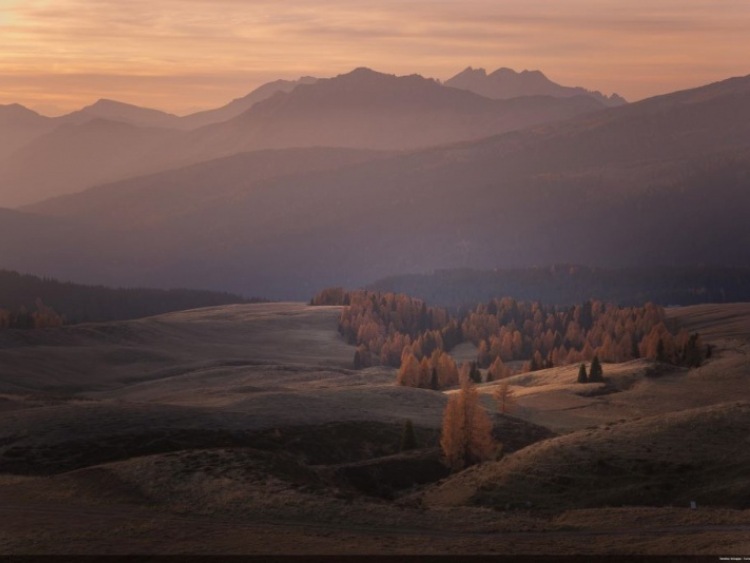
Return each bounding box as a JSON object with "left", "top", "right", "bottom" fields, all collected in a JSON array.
[{"left": 421, "top": 401, "right": 750, "bottom": 510}]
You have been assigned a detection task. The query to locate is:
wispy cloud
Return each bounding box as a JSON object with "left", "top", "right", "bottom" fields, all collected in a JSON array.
[{"left": 1, "top": 0, "right": 748, "bottom": 114}]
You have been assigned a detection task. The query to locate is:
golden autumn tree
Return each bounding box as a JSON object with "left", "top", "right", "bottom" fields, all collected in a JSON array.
[
  {"left": 440, "top": 379, "right": 497, "bottom": 471},
  {"left": 488, "top": 356, "right": 511, "bottom": 381},
  {"left": 493, "top": 379, "right": 517, "bottom": 415},
  {"left": 397, "top": 351, "right": 420, "bottom": 387},
  {"left": 436, "top": 351, "right": 460, "bottom": 388}
]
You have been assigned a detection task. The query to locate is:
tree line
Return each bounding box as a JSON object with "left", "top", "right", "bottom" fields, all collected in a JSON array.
[
  {"left": 0, "top": 299, "right": 64, "bottom": 329},
  {"left": 0, "top": 269, "right": 261, "bottom": 328},
  {"left": 312, "top": 288, "right": 705, "bottom": 387},
  {"left": 368, "top": 265, "right": 750, "bottom": 309}
]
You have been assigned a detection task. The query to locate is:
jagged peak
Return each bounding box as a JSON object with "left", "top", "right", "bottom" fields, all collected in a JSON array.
[{"left": 458, "top": 66, "right": 488, "bottom": 77}]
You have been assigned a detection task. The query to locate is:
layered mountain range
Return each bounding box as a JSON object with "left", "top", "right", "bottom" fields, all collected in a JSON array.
[
  {"left": 0, "top": 68, "right": 605, "bottom": 207},
  {"left": 1, "top": 67, "right": 748, "bottom": 299},
  {"left": 444, "top": 67, "right": 626, "bottom": 106}
]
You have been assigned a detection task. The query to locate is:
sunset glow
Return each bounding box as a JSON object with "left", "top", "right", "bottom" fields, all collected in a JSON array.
[{"left": 1, "top": 0, "right": 749, "bottom": 115}]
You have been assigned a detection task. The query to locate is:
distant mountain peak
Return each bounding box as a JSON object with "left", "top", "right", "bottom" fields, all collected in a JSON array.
[
  {"left": 446, "top": 66, "right": 627, "bottom": 107},
  {"left": 349, "top": 66, "right": 378, "bottom": 74},
  {"left": 56, "top": 98, "right": 181, "bottom": 129},
  {"left": 81, "top": 98, "right": 177, "bottom": 116},
  {"left": 90, "top": 98, "right": 130, "bottom": 107},
  {"left": 0, "top": 103, "right": 48, "bottom": 126},
  {"left": 336, "top": 67, "right": 397, "bottom": 81},
  {"left": 180, "top": 75, "right": 320, "bottom": 129}
]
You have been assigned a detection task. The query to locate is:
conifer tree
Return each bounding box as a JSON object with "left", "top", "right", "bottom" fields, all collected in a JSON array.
[
  {"left": 577, "top": 363, "right": 588, "bottom": 383},
  {"left": 469, "top": 361, "right": 482, "bottom": 383},
  {"left": 589, "top": 355, "right": 604, "bottom": 382},
  {"left": 493, "top": 380, "right": 517, "bottom": 414}
]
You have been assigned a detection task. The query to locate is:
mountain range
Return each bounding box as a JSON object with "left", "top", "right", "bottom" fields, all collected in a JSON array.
[
  {"left": 1, "top": 68, "right": 748, "bottom": 299},
  {"left": 0, "top": 68, "right": 605, "bottom": 207},
  {"left": 444, "top": 67, "right": 626, "bottom": 107}
]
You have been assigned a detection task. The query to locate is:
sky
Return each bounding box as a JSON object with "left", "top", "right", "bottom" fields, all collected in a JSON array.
[{"left": 1, "top": 0, "right": 749, "bottom": 116}]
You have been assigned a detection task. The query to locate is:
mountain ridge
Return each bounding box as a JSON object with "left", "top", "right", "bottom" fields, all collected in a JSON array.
[
  {"left": 3, "top": 73, "right": 749, "bottom": 298},
  {"left": 445, "top": 66, "right": 626, "bottom": 107},
  {"left": 0, "top": 67, "right": 605, "bottom": 207}
]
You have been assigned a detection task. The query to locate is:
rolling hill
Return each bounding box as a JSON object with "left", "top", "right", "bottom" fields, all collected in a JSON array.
[{"left": 1, "top": 300, "right": 749, "bottom": 554}]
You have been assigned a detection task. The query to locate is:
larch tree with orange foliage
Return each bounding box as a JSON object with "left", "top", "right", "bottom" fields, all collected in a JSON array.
[
  {"left": 440, "top": 379, "right": 497, "bottom": 471},
  {"left": 493, "top": 379, "right": 517, "bottom": 415},
  {"left": 397, "top": 351, "right": 420, "bottom": 387},
  {"left": 488, "top": 356, "right": 511, "bottom": 381}
]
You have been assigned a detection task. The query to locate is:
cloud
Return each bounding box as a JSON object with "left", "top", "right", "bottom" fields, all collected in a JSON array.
[{"left": 1, "top": 0, "right": 749, "bottom": 113}]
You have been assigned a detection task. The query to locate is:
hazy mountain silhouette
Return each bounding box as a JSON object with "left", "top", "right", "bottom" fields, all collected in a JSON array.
[
  {"left": 56, "top": 99, "right": 184, "bottom": 129},
  {"left": 26, "top": 147, "right": 390, "bottom": 226},
  {"left": 445, "top": 67, "right": 626, "bottom": 107},
  {"left": 0, "top": 68, "right": 604, "bottom": 208},
  {"left": 189, "top": 67, "right": 605, "bottom": 153},
  {"left": 0, "top": 103, "right": 57, "bottom": 160},
  {"left": 180, "top": 76, "right": 318, "bottom": 128},
  {"left": 0, "top": 119, "right": 182, "bottom": 207},
  {"left": 0, "top": 76, "right": 319, "bottom": 206},
  {"left": 3, "top": 74, "right": 749, "bottom": 299}
]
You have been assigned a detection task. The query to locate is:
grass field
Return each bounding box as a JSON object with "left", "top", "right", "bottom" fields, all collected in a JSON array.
[{"left": 1, "top": 301, "right": 749, "bottom": 555}]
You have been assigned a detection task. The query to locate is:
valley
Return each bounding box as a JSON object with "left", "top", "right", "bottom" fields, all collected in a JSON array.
[
  {"left": 1, "top": 301, "right": 748, "bottom": 555},
  {"left": 4, "top": 4, "right": 750, "bottom": 558}
]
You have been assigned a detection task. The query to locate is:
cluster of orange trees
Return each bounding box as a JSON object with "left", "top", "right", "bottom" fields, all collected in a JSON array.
[
  {"left": 330, "top": 290, "right": 461, "bottom": 370},
  {"left": 314, "top": 289, "right": 704, "bottom": 388},
  {"left": 461, "top": 298, "right": 703, "bottom": 369},
  {"left": 0, "top": 299, "right": 64, "bottom": 329}
]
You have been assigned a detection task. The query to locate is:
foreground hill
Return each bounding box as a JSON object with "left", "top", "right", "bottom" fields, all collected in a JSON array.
[
  {"left": 421, "top": 401, "right": 750, "bottom": 511},
  {"left": 0, "top": 301, "right": 748, "bottom": 555}
]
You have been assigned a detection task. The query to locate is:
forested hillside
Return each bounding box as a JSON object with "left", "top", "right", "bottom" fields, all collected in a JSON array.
[
  {"left": 368, "top": 266, "right": 750, "bottom": 308},
  {"left": 312, "top": 289, "right": 704, "bottom": 388},
  {"left": 0, "top": 269, "right": 256, "bottom": 326}
]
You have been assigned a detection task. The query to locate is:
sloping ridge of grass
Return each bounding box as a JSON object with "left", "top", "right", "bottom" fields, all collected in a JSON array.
[{"left": 421, "top": 401, "right": 750, "bottom": 511}]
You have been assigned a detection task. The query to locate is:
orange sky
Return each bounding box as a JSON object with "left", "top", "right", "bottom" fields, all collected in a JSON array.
[{"left": 1, "top": 0, "right": 749, "bottom": 116}]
